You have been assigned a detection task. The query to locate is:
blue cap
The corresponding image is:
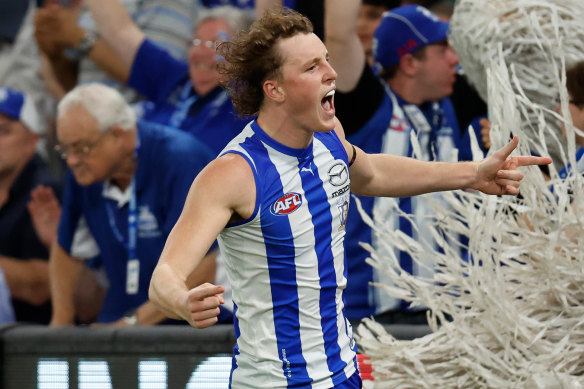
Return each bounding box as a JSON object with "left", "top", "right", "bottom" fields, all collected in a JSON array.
[
  {"left": 373, "top": 5, "right": 449, "bottom": 70},
  {"left": 0, "top": 87, "right": 44, "bottom": 134}
]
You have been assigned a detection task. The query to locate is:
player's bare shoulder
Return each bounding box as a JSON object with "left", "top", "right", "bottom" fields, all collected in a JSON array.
[{"left": 193, "top": 153, "right": 256, "bottom": 221}]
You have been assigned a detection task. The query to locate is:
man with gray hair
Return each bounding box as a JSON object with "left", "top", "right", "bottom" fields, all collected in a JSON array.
[
  {"left": 83, "top": 0, "right": 255, "bottom": 155},
  {"left": 50, "top": 83, "right": 215, "bottom": 326}
]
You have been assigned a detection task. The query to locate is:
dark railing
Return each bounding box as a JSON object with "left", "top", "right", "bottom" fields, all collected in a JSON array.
[{"left": 0, "top": 323, "right": 430, "bottom": 389}]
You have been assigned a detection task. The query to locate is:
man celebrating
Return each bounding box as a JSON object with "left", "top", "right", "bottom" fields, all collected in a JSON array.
[
  {"left": 149, "top": 8, "right": 550, "bottom": 388},
  {"left": 325, "top": 2, "right": 466, "bottom": 323},
  {"left": 51, "top": 83, "right": 215, "bottom": 326}
]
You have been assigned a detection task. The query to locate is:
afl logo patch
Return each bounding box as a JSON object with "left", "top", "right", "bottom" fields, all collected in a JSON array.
[
  {"left": 328, "top": 161, "right": 348, "bottom": 187},
  {"left": 271, "top": 192, "right": 303, "bottom": 216}
]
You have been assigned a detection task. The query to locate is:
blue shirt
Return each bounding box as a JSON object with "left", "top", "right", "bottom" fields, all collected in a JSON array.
[
  {"left": 344, "top": 84, "right": 460, "bottom": 319},
  {"left": 128, "top": 39, "right": 250, "bottom": 155},
  {"left": 57, "top": 121, "right": 214, "bottom": 322},
  {"left": 218, "top": 121, "right": 357, "bottom": 388}
]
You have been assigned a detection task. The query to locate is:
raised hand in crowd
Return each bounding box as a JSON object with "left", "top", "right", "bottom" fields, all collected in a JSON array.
[{"left": 27, "top": 185, "right": 62, "bottom": 249}]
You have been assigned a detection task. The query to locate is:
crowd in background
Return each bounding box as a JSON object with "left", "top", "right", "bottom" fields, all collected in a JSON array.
[{"left": 1, "top": 0, "right": 580, "bottom": 332}]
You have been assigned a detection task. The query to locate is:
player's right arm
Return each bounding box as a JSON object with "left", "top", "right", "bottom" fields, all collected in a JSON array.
[{"left": 149, "top": 153, "right": 256, "bottom": 328}]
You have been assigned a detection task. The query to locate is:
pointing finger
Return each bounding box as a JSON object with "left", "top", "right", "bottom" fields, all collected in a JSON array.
[{"left": 514, "top": 156, "right": 552, "bottom": 167}]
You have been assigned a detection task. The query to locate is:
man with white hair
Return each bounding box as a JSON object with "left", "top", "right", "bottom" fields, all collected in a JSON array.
[
  {"left": 0, "top": 87, "right": 59, "bottom": 324},
  {"left": 50, "top": 83, "right": 215, "bottom": 326}
]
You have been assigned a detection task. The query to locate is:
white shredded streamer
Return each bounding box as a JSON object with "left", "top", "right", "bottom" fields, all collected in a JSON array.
[
  {"left": 355, "top": 1, "right": 584, "bottom": 387},
  {"left": 448, "top": 0, "right": 584, "bottom": 165}
]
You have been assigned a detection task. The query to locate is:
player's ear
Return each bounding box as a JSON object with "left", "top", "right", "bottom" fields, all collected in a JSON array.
[{"left": 263, "top": 79, "right": 285, "bottom": 103}]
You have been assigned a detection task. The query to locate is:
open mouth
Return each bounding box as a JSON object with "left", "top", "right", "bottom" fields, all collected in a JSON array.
[{"left": 321, "top": 89, "right": 335, "bottom": 114}]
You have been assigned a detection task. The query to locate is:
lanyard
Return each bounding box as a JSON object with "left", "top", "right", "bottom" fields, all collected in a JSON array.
[
  {"left": 169, "top": 81, "right": 199, "bottom": 129},
  {"left": 105, "top": 178, "right": 138, "bottom": 261},
  {"left": 104, "top": 180, "right": 140, "bottom": 295},
  {"left": 382, "top": 81, "right": 442, "bottom": 159},
  {"left": 104, "top": 134, "right": 140, "bottom": 295}
]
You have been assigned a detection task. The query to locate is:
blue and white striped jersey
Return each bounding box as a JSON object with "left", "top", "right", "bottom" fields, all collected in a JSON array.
[{"left": 217, "top": 121, "right": 358, "bottom": 388}]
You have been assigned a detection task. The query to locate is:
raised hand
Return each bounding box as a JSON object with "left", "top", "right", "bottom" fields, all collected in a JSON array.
[
  {"left": 34, "top": 3, "right": 84, "bottom": 56},
  {"left": 27, "top": 185, "right": 62, "bottom": 249},
  {"left": 186, "top": 283, "right": 225, "bottom": 329},
  {"left": 479, "top": 117, "right": 491, "bottom": 150},
  {"left": 474, "top": 136, "right": 552, "bottom": 195}
]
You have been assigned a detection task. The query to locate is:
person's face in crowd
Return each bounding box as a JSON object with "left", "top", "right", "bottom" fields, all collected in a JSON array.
[
  {"left": 0, "top": 113, "right": 38, "bottom": 179},
  {"left": 274, "top": 33, "right": 338, "bottom": 133},
  {"left": 414, "top": 40, "right": 458, "bottom": 101},
  {"left": 188, "top": 18, "right": 232, "bottom": 96},
  {"left": 356, "top": 4, "right": 388, "bottom": 63},
  {"left": 56, "top": 105, "right": 119, "bottom": 186}
]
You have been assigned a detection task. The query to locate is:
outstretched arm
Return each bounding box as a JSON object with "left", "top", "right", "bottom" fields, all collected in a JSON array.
[
  {"left": 83, "top": 0, "right": 145, "bottom": 68},
  {"left": 324, "top": 0, "right": 366, "bottom": 92},
  {"left": 149, "top": 154, "right": 256, "bottom": 328},
  {"left": 334, "top": 119, "right": 552, "bottom": 197}
]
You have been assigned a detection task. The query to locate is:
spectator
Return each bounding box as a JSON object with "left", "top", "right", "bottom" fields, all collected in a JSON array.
[
  {"left": 34, "top": 0, "right": 196, "bottom": 102},
  {"left": 0, "top": 88, "right": 61, "bottom": 324},
  {"left": 83, "top": 0, "right": 254, "bottom": 155},
  {"left": 357, "top": 0, "right": 400, "bottom": 65},
  {"left": 49, "top": 83, "right": 215, "bottom": 326},
  {"left": 326, "top": 2, "right": 462, "bottom": 324}
]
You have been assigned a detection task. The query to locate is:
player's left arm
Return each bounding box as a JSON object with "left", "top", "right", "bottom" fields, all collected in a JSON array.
[{"left": 333, "top": 118, "right": 552, "bottom": 197}]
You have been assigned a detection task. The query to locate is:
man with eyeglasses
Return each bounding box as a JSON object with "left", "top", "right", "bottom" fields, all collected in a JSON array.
[
  {"left": 0, "top": 87, "right": 61, "bottom": 324},
  {"left": 82, "top": 0, "right": 254, "bottom": 155},
  {"left": 49, "top": 83, "right": 216, "bottom": 327}
]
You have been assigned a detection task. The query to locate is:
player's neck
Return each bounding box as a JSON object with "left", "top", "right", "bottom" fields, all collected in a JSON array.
[{"left": 256, "top": 110, "right": 314, "bottom": 150}]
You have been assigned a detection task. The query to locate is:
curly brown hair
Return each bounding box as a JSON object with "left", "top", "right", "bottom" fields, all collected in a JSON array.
[{"left": 217, "top": 8, "right": 313, "bottom": 117}]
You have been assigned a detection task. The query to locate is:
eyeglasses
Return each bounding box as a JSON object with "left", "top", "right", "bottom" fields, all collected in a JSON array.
[
  {"left": 191, "top": 31, "right": 229, "bottom": 50},
  {"left": 191, "top": 38, "right": 222, "bottom": 49},
  {"left": 54, "top": 130, "right": 110, "bottom": 159}
]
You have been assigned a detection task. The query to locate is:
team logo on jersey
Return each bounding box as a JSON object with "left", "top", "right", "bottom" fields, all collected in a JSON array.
[
  {"left": 337, "top": 195, "right": 350, "bottom": 231},
  {"left": 328, "top": 161, "right": 348, "bottom": 187},
  {"left": 138, "top": 205, "right": 162, "bottom": 238},
  {"left": 271, "top": 192, "right": 303, "bottom": 216},
  {"left": 390, "top": 115, "right": 411, "bottom": 132}
]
